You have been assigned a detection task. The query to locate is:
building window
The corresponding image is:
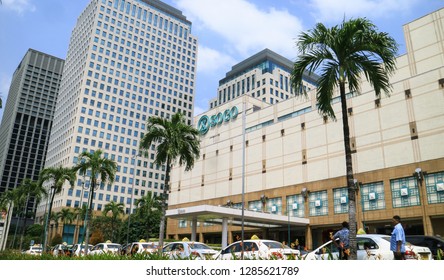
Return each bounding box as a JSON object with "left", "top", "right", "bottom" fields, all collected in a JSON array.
[
  {"left": 309, "top": 190, "right": 328, "bottom": 217},
  {"left": 425, "top": 171, "right": 444, "bottom": 204},
  {"left": 390, "top": 177, "right": 420, "bottom": 208},
  {"left": 333, "top": 187, "right": 348, "bottom": 214},
  {"left": 360, "top": 182, "right": 386, "bottom": 211},
  {"left": 286, "top": 194, "right": 304, "bottom": 218}
]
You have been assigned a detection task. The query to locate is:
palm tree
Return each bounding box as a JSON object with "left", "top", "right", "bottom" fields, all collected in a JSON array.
[
  {"left": 73, "top": 204, "right": 87, "bottom": 243},
  {"left": 140, "top": 112, "right": 200, "bottom": 248},
  {"left": 49, "top": 211, "right": 61, "bottom": 242},
  {"left": 59, "top": 208, "right": 75, "bottom": 241},
  {"left": 134, "top": 191, "right": 161, "bottom": 238},
  {"left": 73, "top": 149, "right": 117, "bottom": 255},
  {"left": 0, "top": 188, "right": 21, "bottom": 249},
  {"left": 39, "top": 166, "right": 76, "bottom": 251},
  {"left": 291, "top": 18, "right": 398, "bottom": 259},
  {"left": 15, "top": 179, "right": 47, "bottom": 250},
  {"left": 102, "top": 201, "right": 124, "bottom": 241}
]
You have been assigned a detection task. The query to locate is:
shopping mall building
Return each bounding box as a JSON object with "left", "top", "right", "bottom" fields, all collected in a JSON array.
[{"left": 166, "top": 8, "right": 444, "bottom": 249}]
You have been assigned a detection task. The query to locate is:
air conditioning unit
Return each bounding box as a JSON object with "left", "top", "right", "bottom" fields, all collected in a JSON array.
[
  {"left": 315, "top": 200, "right": 322, "bottom": 207},
  {"left": 340, "top": 196, "right": 348, "bottom": 204},
  {"left": 292, "top": 203, "right": 298, "bottom": 210},
  {"left": 400, "top": 187, "right": 409, "bottom": 197},
  {"left": 271, "top": 205, "right": 277, "bottom": 212},
  {"left": 369, "top": 192, "right": 377, "bottom": 201},
  {"left": 436, "top": 182, "right": 444, "bottom": 192}
]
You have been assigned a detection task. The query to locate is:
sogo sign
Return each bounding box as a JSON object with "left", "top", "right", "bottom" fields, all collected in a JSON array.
[{"left": 197, "top": 106, "right": 239, "bottom": 135}]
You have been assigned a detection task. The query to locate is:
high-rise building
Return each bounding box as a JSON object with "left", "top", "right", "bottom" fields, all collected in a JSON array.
[
  {"left": 0, "top": 49, "right": 64, "bottom": 249},
  {"left": 208, "top": 48, "right": 318, "bottom": 109},
  {"left": 35, "top": 0, "right": 198, "bottom": 241}
]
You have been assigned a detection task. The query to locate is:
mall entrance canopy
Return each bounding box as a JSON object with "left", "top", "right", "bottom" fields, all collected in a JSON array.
[{"left": 166, "top": 205, "right": 310, "bottom": 247}]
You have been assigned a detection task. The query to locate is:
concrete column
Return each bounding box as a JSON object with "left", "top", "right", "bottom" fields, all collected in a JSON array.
[
  {"left": 222, "top": 217, "right": 228, "bottom": 247},
  {"left": 191, "top": 217, "right": 197, "bottom": 241}
]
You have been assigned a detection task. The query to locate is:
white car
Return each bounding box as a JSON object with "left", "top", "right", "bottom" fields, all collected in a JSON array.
[
  {"left": 71, "top": 243, "right": 93, "bottom": 256},
  {"left": 128, "top": 241, "right": 160, "bottom": 255},
  {"left": 24, "top": 245, "right": 43, "bottom": 256},
  {"left": 162, "top": 241, "right": 218, "bottom": 260},
  {"left": 213, "top": 239, "right": 300, "bottom": 260},
  {"left": 88, "top": 242, "right": 121, "bottom": 255},
  {"left": 52, "top": 243, "right": 71, "bottom": 257},
  {"left": 303, "top": 234, "right": 432, "bottom": 260}
]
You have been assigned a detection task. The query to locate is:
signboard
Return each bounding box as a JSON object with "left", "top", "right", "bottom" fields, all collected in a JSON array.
[{"left": 197, "top": 106, "right": 239, "bottom": 135}]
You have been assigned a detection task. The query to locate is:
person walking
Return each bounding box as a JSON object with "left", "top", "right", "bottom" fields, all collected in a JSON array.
[
  {"left": 390, "top": 215, "right": 406, "bottom": 260},
  {"left": 332, "top": 221, "right": 350, "bottom": 260}
]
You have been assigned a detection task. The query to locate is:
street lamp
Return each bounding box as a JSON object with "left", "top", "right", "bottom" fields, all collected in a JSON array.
[
  {"left": 414, "top": 167, "right": 431, "bottom": 235},
  {"left": 126, "top": 153, "right": 138, "bottom": 245}
]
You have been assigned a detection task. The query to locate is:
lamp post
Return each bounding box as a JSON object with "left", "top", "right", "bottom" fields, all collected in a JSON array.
[
  {"left": 353, "top": 179, "right": 365, "bottom": 231},
  {"left": 126, "top": 153, "right": 137, "bottom": 245},
  {"left": 241, "top": 100, "right": 246, "bottom": 259},
  {"left": 76, "top": 173, "right": 89, "bottom": 244},
  {"left": 287, "top": 201, "right": 291, "bottom": 244},
  {"left": 414, "top": 168, "right": 431, "bottom": 235}
]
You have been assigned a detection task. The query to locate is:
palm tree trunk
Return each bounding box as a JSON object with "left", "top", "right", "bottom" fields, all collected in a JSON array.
[
  {"left": 339, "top": 82, "right": 357, "bottom": 260},
  {"left": 19, "top": 194, "right": 30, "bottom": 251},
  {"left": 43, "top": 188, "right": 56, "bottom": 252},
  {"left": 158, "top": 158, "right": 171, "bottom": 249},
  {"left": 83, "top": 178, "right": 96, "bottom": 255}
]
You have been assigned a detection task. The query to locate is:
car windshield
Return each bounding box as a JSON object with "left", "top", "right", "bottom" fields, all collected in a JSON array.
[
  {"left": 142, "top": 244, "right": 158, "bottom": 249},
  {"left": 189, "top": 243, "right": 211, "bottom": 250},
  {"left": 263, "top": 241, "right": 284, "bottom": 249},
  {"left": 107, "top": 244, "right": 120, "bottom": 249}
]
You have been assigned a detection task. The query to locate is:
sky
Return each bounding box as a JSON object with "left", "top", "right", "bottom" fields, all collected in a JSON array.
[{"left": 0, "top": 0, "right": 443, "bottom": 123}]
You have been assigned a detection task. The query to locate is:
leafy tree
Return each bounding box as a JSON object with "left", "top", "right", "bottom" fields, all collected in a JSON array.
[
  {"left": 89, "top": 230, "right": 105, "bottom": 245},
  {"left": 134, "top": 191, "right": 161, "bottom": 239},
  {"left": 39, "top": 166, "right": 76, "bottom": 250},
  {"left": 102, "top": 201, "right": 124, "bottom": 241},
  {"left": 140, "top": 113, "right": 200, "bottom": 248},
  {"left": 291, "top": 18, "right": 397, "bottom": 259},
  {"left": 73, "top": 150, "right": 117, "bottom": 254}
]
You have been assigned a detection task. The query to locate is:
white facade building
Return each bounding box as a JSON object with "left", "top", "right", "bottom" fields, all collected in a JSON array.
[
  {"left": 36, "top": 0, "right": 198, "bottom": 243},
  {"left": 169, "top": 8, "right": 444, "bottom": 249}
]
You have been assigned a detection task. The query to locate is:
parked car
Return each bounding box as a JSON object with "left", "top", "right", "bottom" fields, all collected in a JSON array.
[
  {"left": 303, "top": 234, "right": 432, "bottom": 260},
  {"left": 71, "top": 243, "right": 93, "bottom": 256},
  {"left": 88, "top": 241, "right": 121, "bottom": 255},
  {"left": 24, "top": 244, "right": 43, "bottom": 256},
  {"left": 163, "top": 241, "right": 218, "bottom": 260},
  {"left": 406, "top": 235, "right": 444, "bottom": 259},
  {"left": 128, "top": 241, "right": 160, "bottom": 255},
  {"left": 213, "top": 239, "right": 300, "bottom": 260},
  {"left": 52, "top": 243, "right": 71, "bottom": 257}
]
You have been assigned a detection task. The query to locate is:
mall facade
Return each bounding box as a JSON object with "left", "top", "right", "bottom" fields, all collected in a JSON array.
[{"left": 167, "top": 8, "right": 444, "bottom": 249}]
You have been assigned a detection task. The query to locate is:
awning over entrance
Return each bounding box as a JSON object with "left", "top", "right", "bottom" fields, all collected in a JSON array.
[{"left": 166, "top": 205, "right": 310, "bottom": 247}]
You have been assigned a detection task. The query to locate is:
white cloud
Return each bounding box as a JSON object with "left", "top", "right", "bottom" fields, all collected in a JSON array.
[
  {"left": 2, "top": 0, "right": 36, "bottom": 14},
  {"left": 308, "top": 0, "right": 420, "bottom": 23},
  {"left": 193, "top": 105, "right": 206, "bottom": 117},
  {"left": 174, "top": 0, "right": 303, "bottom": 59},
  {"left": 196, "top": 46, "right": 237, "bottom": 74}
]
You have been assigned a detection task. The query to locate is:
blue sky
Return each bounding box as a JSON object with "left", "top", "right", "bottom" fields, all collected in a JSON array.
[{"left": 0, "top": 0, "right": 443, "bottom": 123}]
